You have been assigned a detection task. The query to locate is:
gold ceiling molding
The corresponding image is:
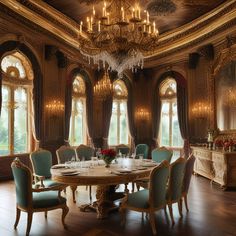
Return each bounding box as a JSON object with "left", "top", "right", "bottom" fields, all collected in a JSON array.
[{"left": 0, "top": 0, "right": 236, "bottom": 61}]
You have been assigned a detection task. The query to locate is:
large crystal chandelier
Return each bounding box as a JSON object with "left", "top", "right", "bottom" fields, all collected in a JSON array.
[
  {"left": 94, "top": 71, "right": 113, "bottom": 99},
  {"left": 78, "top": 0, "right": 159, "bottom": 76}
]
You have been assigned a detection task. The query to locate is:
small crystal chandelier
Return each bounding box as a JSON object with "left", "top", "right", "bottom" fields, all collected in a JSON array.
[
  {"left": 78, "top": 0, "right": 159, "bottom": 76},
  {"left": 94, "top": 71, "right": 113, "bottom": 99}
]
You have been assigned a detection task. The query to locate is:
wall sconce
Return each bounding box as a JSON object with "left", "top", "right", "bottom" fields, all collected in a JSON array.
[
  {"left": 136, "top": 108, "right": 150, "bottom": 121},
  {"left": 45, "top": 99, "right": 64, "bottom": 115},
  {"left": 192, "top": 101, "right": 210, "bottom": 119}
]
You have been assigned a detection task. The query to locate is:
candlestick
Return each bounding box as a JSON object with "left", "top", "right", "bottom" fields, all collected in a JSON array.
[{"left": 121, "top": 7, "right": 124, "bottom": 21}]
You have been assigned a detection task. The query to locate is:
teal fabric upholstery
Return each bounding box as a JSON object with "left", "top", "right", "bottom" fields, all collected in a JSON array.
[
  {"left": 34, "top": 179, "right": 62, "bottom": 188},
  {"left": 33, "top": 191, "right": 66, "bottom": 208},
  {"left": 30, "top": 149, "right": 52, "bottom": 178},
  {"left": 151, "top": 147, "right": 173, "bottom": 163},
  {"left": 135, "top": 144, "right": 149, "bottom": 159},
  {"left": 168, "top": 158, "right": 186, "bottom": 202},
  {"left": 56, "top": 146, "right": 76, "bottom": 163},
  {"left": 127, "top": 190, "right": 149, "bottom": 209},
  {"left": 150, "top": 162, "right": 170, "bottom": 208},
  {"left": 116, "top": 145, "right": 130, "bottom": 155},
  {"left": 12, "top": 165, "right": 31, "bottom": 208},
  {"left": 183, "top": 154, "right": 196, "bottom": 193},
  {"left": 76, "top": 145, "right": 94, "bottom": 161}
]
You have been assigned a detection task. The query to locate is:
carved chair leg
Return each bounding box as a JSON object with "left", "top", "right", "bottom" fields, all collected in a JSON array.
[
  {"left": 45, "top": 211, "right": 48, "bottom": 218},
  {"left": 14, "top": 207, "right": 21, "bottom": 229},
  {"left": 131, "top": 182, "right": 135, "bottom": 193},
  {"left": 70, "top": 186, "right": 77, "bottom": 203},
  {"left": 26, "top": 212, "right": 33, "bottom": 236},
  {"left": 62, "top": 205, "right": 69, "bottom": 229},
  {"left": 178, "top": 199, "right": 183, "bottom": 218},
  {"left": 124, "top": 183, "right": 129, "bottom": 194},
  {"left": 184, "top": 194, "right": 189, "bottom": 212},
  {"left": 89, "top": 185, "right": 92, "bottom": 204},
  {"left": 149, "top": 212, "right": 157, "bottom": 235},
  {"left": 168, "top": 204, "right": 175, "bottom": 225}
]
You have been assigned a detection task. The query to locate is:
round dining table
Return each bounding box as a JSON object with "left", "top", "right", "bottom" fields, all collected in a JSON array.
[{"left": 51, "top": 158, "right": 157, "bottom": 219}]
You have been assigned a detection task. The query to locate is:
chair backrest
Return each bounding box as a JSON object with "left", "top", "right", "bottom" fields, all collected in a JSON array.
[
  {"left": 75, "top": 144, "right": 94, "bottom": 161},
  {"left": 151, "top": 147, "right": 173, "bottom": 163},
  {"left": 11, "top": 158, "right": 32, "bottom": 209},
  {"left": 182, "top": 154, "right": 196, "bottom": 193},
  {"left": 56, "top": 145, "right": 76, "bottom": 163},
  {"left": 116, "top": 144, "right": 130, "bottom": 155},
  {"left": 135, "top": 144, "right": 149, "bottom": 159},
  {"left": 30, "top": 149, "right": 52, "bottom": 178},
  {"left": 167, "top": 157, "right": 186, "bottom": 202},
  {"left": 149, "top": 160, "right": 169, "bottom": 208}
]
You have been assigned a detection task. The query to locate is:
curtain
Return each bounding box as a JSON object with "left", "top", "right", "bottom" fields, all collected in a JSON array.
[
  {"left": 124, "top": 77, "right": 136, "bottom": 152},
  {"left": 64, "top": 74, "right": 73, "bottom": 145},
  {"left": 85, "top": 77, "right": 94, "bottom": 147},
  {"left": 152, "top": 88, "right": 162, "bottom": 149},
  {"left": 102, "top": 95, "right": 113, "bottom": 149},
  {"left": 176, "top": 75, "right": 190, "bottom": 158},
  {"left": 0, "top": 72, "right": 2, "bottom": 116}
]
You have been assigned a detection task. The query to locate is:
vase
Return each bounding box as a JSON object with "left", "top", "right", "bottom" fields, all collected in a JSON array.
[{"left": 103, "top": 157, "right": 114, "bottom": 168}]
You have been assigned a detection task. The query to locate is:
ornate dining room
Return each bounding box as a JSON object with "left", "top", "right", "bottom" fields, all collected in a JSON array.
[{"left": 0, "top": 0, "right": 236, "bottom": 235}]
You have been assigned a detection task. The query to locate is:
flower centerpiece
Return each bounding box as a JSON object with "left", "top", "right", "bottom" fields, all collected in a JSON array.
[{"left": 101, "top": 149, "right": 116, "bottom": 168}]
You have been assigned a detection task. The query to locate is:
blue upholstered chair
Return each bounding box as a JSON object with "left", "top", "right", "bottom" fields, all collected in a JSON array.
[
  {"left": 11, "top": 158, "right": 69, "bottom": 236},
  {"left": 56, "top": 145, "right": 76, "bottom": 164},
  {"left": 116, "top": 144, "right": 130, "bottom": 156},
  {"left": 182, "top": 154, "right": 196, "bottom": 212},
  {"left": 75, "top": 144, "right": 94, "bottom": 203},
  {"left": 166, "top": 157, "right": 186, "bottom": 225},
  {"left": 75, "top": 144, "right": 94, "bottom": 161},
  {"left": 135, "top": 147, "right": 172, "bottom": 191},
  {"left": 56, "top": 145, "right": 77, "bottom": 203},
  {"left": 30, "top": 149, "right": 65, "bottom": 190},
  {"left": 152, "top": 146, "right": 173, "bottom": 163},
  {"left": 120, "top": 160, "right": 170, "bottom": 235},
  {"left": 135, "top": 144, "right": 149, "bottom": 159}
]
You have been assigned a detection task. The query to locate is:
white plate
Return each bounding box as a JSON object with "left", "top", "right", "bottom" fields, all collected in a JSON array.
[
  {"left": 142, "top": 163, "right": 157, "bottom": 167},
  {"left": 60, "top": 170, "right": 77, "bottom": 175},
  {"left": 116, "top": 169, "right": 132, "bottom": 173},
  {"left": 136, "top": 167, "right": 147, "bottom": 170},
  {"left": 61, "top": 172, "right": 80, "bottom": 176},
  {"left": 51, "top": 164, "right": 66, "bottom": 169}
]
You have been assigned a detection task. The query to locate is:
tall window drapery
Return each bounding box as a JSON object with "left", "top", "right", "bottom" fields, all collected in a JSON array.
[
  {"left": 108, "top": 80, "right": 129, "bottom": 146},
  {"left": 69, "top": 75, "right": 87, "bottom": 146},
  {"left": 159, "top": 78, "right": 183, "bottom": 149},
  {"left": 0, "top": 53, "right": 33, "bottom": 156}
]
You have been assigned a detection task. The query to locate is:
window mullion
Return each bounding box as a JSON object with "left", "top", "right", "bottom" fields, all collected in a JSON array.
[
  {"left": 117, "top": 101, "right": 120, "bottom": 144},
  {"left": 169, "top": 101, "right": 173, "bottom": 147},
  {"left": 10, "top": 87, "right": 15, "bottom": 155}
]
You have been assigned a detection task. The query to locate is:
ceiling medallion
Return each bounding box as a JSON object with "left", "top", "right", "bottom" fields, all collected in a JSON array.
[
  {"left": 147, "top": 0, "right": 176, "bottom": 16},
  {"left": 78, "top": 0, "right": 159, "bottom": 76}
]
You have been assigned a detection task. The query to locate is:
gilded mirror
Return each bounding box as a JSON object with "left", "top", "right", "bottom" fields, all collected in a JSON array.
[{"left": 216, "top": 60, "right": 236, "bottom": 131}]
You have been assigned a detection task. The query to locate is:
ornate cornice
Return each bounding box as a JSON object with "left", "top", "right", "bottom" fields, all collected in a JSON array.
[{"left": 0, "top": 0, "right": 236, "bottom": 63}]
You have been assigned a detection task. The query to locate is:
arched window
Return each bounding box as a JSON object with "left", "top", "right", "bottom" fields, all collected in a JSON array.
[
  {"left": 0, "top": 52, "right": 33, "bottom": 156},
  {"left": 69, "top": 75, "right": 87, "bottom": 146},
  {"left": 159, "top": 78, "right": 183, "bottom": 148},
  {"left": 108, "top": 80, "right": 129, "bottom": 146}
]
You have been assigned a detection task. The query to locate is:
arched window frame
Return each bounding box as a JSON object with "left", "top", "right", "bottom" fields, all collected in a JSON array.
[
  {"left": 108, "top": 79, "right": 130, "bottom": 146},
  {"left": 158, "top": 77, "right": 183, "bottom": 149},
  {"left": 0, "top": 52, "right": 33, "bottom": 156},
  {"left": 69, "top": 75, "right": 87, "bottom": 146}
]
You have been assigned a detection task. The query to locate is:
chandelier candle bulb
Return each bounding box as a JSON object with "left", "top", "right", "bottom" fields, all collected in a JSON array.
[
  {"left": 107, "top": 13, "right": 110, "bottom": 25},
  {"left": 80, "top": 21, "right": 83, "bottom": 33},
  {"left": 93, "top": 6, "right": 95, "bottom": 16},
  {"left": 98, "top": 21, "right": 101, "bottom": 32},
  {"left": 132, "top": 8, "right": 135, "bottom": 18},
  {"left": 121, "top": 7, "right": 124, "bottom": 21},
  {"left": 147, "top": 11, "right": 149, "bottom": 24}
]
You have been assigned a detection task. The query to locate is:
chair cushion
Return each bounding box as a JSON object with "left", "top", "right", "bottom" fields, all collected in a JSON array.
[
  {"left": 126, "top": 190, "right": 149, "bottom": 209},
  {"left": 33, "top": 191, "right": 66, "bottom": 208},
  {"left": 35, "top": 179, "right": 63, "bottom": 188}
]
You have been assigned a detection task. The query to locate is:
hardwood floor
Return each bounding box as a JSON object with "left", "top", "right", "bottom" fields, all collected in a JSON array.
[{"left": 0, "top": 176, "right": 236, "bottom": 236}]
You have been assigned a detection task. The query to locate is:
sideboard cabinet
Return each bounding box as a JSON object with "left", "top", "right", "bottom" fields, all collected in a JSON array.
[{"left": 191, "top": 146, "right": 236, "bottom": 189}]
